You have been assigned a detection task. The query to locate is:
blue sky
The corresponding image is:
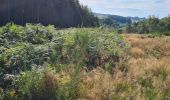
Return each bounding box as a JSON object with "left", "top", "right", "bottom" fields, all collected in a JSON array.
[{"left": 79, "top": 0, "right": 170, "bottom": 18}]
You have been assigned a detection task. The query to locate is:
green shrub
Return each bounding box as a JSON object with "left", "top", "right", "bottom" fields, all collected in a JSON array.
[
  {"left": 16, "top": 66, "right": 84, "bottom": 100},
  {"left": 16, "top": 67, "right": 58, "bottom": 100},
  {"left": 0, "top": 24, "right": 128, "bottom": 99},
  {"left": 0, "top": 88, "right": 3, "bottom": 100},
  {"left": 0, "top": 23, "right": 25, "bottom": 42},
  {"left": 50, "top": 28, "right": 127, "bottom": 69},
  {"left": 24, "top": 24, "right": 53, "bottom": 44}
]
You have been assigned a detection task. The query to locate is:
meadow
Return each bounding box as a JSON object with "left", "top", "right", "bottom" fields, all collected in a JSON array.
[{"left": 0, "top": 23, "right": 170, "bottom": 100}]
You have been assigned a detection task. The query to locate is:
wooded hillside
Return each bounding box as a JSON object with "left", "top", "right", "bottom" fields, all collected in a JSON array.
[{"left": 0, "top": 0, "right": 98, "bottom": 27}]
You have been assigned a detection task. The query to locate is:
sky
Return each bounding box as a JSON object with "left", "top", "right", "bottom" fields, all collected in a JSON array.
[{"left": 79, "top": 0, "right": 170, "bottom": 18}]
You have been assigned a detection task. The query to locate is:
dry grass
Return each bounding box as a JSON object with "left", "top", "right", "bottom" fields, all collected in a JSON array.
[
  {"left": 121, "top": 34, "right": 170, "bottom": 99},
  {"left": 130, "top": 47, "right": 145, "bottom": 58},
  {"left": 76, "top": 34, "right": 170, "bottom": 100},
  {"left": 35, "top": 34, "right": 170, "bottom": 100},
  {"left": 123, "top": 34, "right": 170, "bottom": 74}
]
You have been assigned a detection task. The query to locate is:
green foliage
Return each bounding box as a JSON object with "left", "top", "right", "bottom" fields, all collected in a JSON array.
[
  {"left": 0, "top": 23, "right": 169, "bottom": 100},
  {"left": 96, "top": 14, "right": 133, "bottom": 29},
  {"left": 80, "top": 6, "right": 99, "bottom": 27},
  {"left": 0, "top": 23, "right": 128, "bottom": 99},
  {"left": 0, "top": 23, "right": 25, "bottom": 42},
  {"left": 24, "top": 24, "right": 53, "bottom": 44},
  {"left": 49, "top": 28, "right": 127, "bottom": 69},
  {"left": 129, "top": 15, "right": 170, "bottom": 35},
  {"left": 16, "top": 67, "right": 58, "bottom": 100},
  {"left": 100, "top": 18, "right": 119, "bottom": 28},
  {"left": 0, "top": 0, "right": 99, "bottom": 28},
  {"left": 13, "top": 66, "right": 87, "bottom": 100},
  {"left": 0, "top": 88, "right": 3, "bottom": 100},
  {"left": 125, "top": 24, "right": 133, "bottom": 33}
]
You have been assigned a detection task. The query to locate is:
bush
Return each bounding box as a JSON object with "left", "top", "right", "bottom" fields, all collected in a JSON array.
[
  {"left": 0, "top": 24, "right": 129, "bottom": 99},
  {"left": 0, "top": 23, "right": 25, "bottom": 42},
  {"left": 24, "top": 24, "right": 53, "bottom": 44},
  {"left": 16, "top": 67, "right": 58, "bottom": 100},
  {"left": 50, "top": 28, "right": 127, "bottom": 69}
]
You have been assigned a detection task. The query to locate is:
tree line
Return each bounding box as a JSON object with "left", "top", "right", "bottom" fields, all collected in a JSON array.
[
  {"left": 0, "top": 0, "right": 99, "bottom": 27},
  {"left": 126, "top": 15, "right": 170, "bottom": 35}
]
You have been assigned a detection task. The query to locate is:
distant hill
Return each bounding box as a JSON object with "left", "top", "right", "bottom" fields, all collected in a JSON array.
[
  {"left": 94, "top": 13, "right": 146, "bottom": 28},
  {"left": 0, "top": 0, "right": 98, "bottom": 27}
]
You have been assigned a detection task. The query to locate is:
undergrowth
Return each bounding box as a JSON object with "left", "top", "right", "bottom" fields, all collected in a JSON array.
[{"left": 0, "top": 23, "right": 170, "bottom": 100}]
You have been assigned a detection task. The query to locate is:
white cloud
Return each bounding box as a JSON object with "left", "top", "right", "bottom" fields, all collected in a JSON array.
[{"left": 79, "top": 0, "right": 170, "bottom": 17}]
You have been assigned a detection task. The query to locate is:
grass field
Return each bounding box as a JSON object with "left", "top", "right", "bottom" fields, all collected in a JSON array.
[
  {"left": 122, "top": 34, "right": 170, "bottom": 100},
  {"left": 72, "top": 34, "right": 170, "bottom": 100}
]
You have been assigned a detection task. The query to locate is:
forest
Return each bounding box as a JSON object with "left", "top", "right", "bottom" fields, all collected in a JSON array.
[{"left": 0, "top": 0, "right": 98, "bottom": 27}]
